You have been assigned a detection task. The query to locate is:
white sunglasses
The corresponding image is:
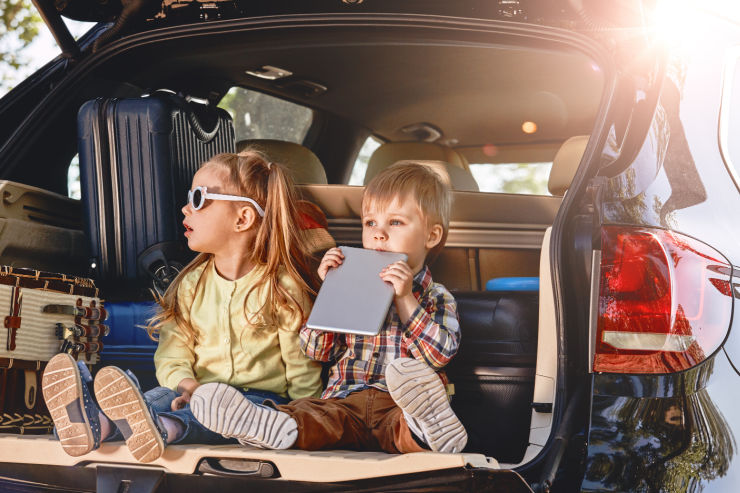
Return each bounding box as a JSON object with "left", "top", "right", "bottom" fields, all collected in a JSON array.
[{"left": 187, "top": 186, "right": 265, "bottom": 217}]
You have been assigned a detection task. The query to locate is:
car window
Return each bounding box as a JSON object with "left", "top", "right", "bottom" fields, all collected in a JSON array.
[
  {"left": 218, "top": 87, "right": 313, "bottom": 143},
  {"left": 469, "top": 162, "right": 552, "bottom": 195},
  {"left": 348, "top": 136, "right": 382, "bottom": 185},
  {"left": 720, "top": 46, "right": 740, "bottom": 191},
  {"left": 68, "top": 154, "right": 81, "bottom": 200}
]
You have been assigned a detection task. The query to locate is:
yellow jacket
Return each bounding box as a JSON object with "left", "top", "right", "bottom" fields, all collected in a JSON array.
[{"left": 154, "top": 259, "right": 322, "bottom": 400}]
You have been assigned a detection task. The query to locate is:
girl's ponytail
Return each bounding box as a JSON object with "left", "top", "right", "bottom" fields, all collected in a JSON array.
[{"left": 250, "top": 162, "right": 314, "bottom": 322}]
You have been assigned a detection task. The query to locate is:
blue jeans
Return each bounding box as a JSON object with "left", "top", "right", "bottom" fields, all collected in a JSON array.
[
  {"left": 51, "top": 362, "right": 289, "bottom": 446},
  {"left": 104, "top": 385, "right": 289, "bottom": 445}
]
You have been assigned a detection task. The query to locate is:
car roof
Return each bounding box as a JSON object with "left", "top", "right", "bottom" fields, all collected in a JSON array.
[
  {"left": 101, "top": 25, "right": 604, "bottom": 150},
  {"left": 44, "top": 0, "right": 650, "bottom": 148}
]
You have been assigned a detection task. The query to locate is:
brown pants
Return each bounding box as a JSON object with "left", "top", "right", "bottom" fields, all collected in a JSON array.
[{"left": 276, "top": 388, "right": 425, "bottom": 453}]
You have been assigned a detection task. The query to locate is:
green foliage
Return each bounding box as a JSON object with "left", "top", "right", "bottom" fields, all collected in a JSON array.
[
  {"left": 499, "top": 163, "right": 550, "bottom": 195},
  {"left": 218, "top": 87, "right": 313, "bottom": 143},
  {"left": 469, "top": 162, "right": 552, "bottom": 195},
  {"left": 1, "top": 0, "right": 42, "bottom": 87}
]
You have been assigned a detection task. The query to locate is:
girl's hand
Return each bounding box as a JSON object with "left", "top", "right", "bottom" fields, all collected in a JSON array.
[
  {"left": 380, "top": 260, "right": 414, "bottom": 299},
  {"left": 318, "top": 247, "right": 345, "bottom": 281},
  {"left": 171, "top": 390, "right": 191, "bottom": 411}
]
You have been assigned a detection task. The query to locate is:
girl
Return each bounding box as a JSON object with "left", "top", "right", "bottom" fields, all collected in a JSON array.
[{"left": 42, "top": 150, "right": 323, "bottom": 463}]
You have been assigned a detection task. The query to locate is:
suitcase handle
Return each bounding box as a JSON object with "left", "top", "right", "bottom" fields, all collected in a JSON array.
[
  {"left": 185, "top": 105, "right": 221, "bottom": 141},
  {"left": 150, "top": 91, "right": 222, "bottom": 142}
]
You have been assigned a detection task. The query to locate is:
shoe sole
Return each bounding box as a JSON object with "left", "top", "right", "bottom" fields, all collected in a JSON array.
[
  {"left": 386, "top": 358, "right": 468, "bottom": 453},
  {"left": 94, "top": 367, "right": 164, "bottom": 463},
  {"left": 191, "top": 382, "right": 297, "bottom": 449},
  {"left": 41, "top": 353, "right": 95, "bottom": 456}
]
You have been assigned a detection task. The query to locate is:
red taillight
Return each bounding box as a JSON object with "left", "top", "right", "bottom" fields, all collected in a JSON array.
[{"left": 593, "top": 226, "right": 733, "bottom": 374}]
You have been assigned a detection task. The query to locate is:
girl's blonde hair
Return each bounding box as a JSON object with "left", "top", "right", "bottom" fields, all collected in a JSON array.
[{"left": 146, "top": 149, "right": 314, "bottom": 341}]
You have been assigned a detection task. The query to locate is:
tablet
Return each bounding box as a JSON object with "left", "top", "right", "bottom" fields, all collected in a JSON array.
[{"left": 306, "top": 246, "right": 407, "bottom": 336}]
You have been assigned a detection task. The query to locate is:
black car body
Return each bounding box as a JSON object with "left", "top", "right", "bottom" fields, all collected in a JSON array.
[{"left": 0, "top": 1, "right": 739, "bottom": 491}]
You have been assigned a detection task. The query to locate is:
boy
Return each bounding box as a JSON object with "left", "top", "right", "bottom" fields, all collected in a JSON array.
[{"left": 191, "top": 162, "right": 467, "bottom": 454}]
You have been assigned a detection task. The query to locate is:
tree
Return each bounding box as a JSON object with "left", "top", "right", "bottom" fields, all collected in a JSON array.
[
  {"left": 469, "top": 162, "right": 551, "bottom": 195},
  {"left": 1, "top": 0, "right": 42, "bottom": 90},
  {"left": 218, "top": 87, "right": 313, "bottom": 143}
]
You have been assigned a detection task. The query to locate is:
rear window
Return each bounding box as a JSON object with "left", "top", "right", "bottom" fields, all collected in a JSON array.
[
  {"left": 218, "top": 87, "right": 313, "bottom": 144},
  {"left": 469, "top": 162, "right": 552, "bottom": 195},
  {"left": 348, "top": 136, "right": 382, "bottom": 186},
  {"left": 68, "top": 154, "right": 80, "bottom": 199}
]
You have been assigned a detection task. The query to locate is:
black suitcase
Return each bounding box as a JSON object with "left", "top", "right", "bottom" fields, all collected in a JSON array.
[{"left": 77, "top": 93, "right": 235, "bottom": 295}]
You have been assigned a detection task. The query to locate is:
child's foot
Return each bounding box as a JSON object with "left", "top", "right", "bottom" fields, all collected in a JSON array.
[
  {"left": 42, "top": 353, "right": 102, "bottom": 456},
  {"left": 94, "top": 367, "right": 167, "bottom": 463},
  {"left": 191, "top": 382, "right": 297, "bottom": 449},
  {"left": 386, "top": 357, "right": 468, "bottom": 453}
]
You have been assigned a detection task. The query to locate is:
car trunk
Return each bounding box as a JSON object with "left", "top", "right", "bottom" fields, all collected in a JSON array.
[
  {"left": 0, "top": 1, "right": 654, "bottom": 489},
  {"left": 0, "top": 183, "right": 562, "bottom": 488}
]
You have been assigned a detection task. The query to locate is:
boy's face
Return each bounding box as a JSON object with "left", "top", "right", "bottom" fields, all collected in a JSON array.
[{"left": 362, "top": 195, "right": 442, "bottom": 274}]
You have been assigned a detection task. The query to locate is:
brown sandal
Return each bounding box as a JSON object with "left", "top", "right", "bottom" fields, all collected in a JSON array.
[
  {"left": 41, "top": 353, "right": 102, "bottom": 456},
  {"left": 94, "top": 366, "right": 168, "bottom": 463}
]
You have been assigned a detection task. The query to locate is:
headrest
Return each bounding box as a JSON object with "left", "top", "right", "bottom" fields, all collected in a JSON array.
[
  {"left": 364, "top": 142, "right": 467, "bottom": 185},
  {"left": 394, "top": 160, "right": 479, "bottom": 192},
  {"left": 548, "top": 136, "right": 589, "bottom": 196},
  {"left": 237, "top": 139, "right": 328, "bottom": 185}
]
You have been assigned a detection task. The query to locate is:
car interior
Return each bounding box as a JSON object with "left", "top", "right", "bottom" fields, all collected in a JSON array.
[{"left": 0, "top": 17, "right": 604, "bottom": 480}]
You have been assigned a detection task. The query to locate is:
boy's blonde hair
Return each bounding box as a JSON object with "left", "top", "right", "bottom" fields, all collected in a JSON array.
[
  {"left": 363, "top": 162, "right": 452, "bottom": 259},
  {"left": 147, "top": 149, "right": 315, "bottom": 341}
]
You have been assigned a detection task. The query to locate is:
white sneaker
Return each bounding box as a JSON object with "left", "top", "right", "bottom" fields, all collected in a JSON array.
[
  {"left": 190, "top": 383, "right": 297, "bottom": 449},
  {"left": 386, "top": 358, "right": 468, "bottom": 453}
]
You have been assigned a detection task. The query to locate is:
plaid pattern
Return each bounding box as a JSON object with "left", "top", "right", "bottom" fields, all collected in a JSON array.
[{"left": 300, "top": 266, "right": 460, "bottom": 399}]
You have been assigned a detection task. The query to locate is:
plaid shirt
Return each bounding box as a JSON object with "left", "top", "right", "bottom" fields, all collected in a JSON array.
[{"left": 300, "top": 265, "right": 460, "bottom": 399}]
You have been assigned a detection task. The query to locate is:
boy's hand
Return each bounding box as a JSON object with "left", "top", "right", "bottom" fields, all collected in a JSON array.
[
  {"left": 380, "top": 260, "right": 414, "bottom": 299},
  {"left": 381, "top": 260, "right": 421, "bottom": 324},
  {"left": 318, "top": 247, "right": 345, "bottom": 281}
]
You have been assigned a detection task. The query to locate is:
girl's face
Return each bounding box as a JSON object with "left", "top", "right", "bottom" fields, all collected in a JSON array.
[{"left": 182, "top": 166, "right": 248, "bottom": 255}]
